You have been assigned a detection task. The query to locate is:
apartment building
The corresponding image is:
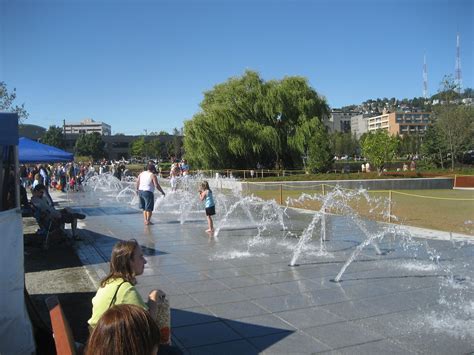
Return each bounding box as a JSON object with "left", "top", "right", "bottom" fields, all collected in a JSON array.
[
  {"left": 367, "top": 109, "right": 431, "bottom": 136},
  {"left": 64, "top": 118, "right": 112, "bottom": 136}
]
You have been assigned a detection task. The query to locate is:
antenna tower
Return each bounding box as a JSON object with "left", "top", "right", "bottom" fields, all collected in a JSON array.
[
  {"left": 423, "top": 54, "right": 428, "bottom": 99},
  {"left": 455, "top": 33, "right": 462, "bottom": 94}
]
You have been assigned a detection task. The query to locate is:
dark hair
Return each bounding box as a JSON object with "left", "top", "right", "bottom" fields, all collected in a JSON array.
[
  {"left": 146, "top": 162, "right": 157, "bottom": 173},
  {"left": 101, "top": 239, "right": 140, "bottom": 287},
  {"left": 200, "top": 181, "right": 210, "bottom": 192},
  {"left": 33, "top": 184, "right": 46, "bottom": 192},
  {"left": 85, "top": 304, "right": 160, "bottom": 355}
]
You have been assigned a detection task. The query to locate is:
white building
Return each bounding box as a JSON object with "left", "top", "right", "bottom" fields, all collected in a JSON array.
[
  {"left": 324, "top": 109, "right": 361, "bottom": 133},
  {"left": 64, "top": 118, "right": 111, "bottom": 136},
  {"left": 350, "top": 114, "right": 370, "bottom": 139}
]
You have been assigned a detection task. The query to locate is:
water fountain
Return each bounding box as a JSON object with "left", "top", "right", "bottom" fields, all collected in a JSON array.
[{"left": 79, "top": 172, "right": 473, "bottom": 341}]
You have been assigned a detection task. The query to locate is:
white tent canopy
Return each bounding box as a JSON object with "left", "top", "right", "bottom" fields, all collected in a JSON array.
[{"left": 0, "top": 113, "right": 35, "bottom": 354}]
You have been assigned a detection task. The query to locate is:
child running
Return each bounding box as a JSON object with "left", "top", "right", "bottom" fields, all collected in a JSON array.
[{"left": 198, "top": 181, "right": 215, "bottom": 233}]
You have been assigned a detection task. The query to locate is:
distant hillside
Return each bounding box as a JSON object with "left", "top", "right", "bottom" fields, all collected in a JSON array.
[
  {"left": 341, "top": 88, "right": 473, "bottom": 114},
  {"left": 19, "top": 124, "right": 46, "bottom": 140}
]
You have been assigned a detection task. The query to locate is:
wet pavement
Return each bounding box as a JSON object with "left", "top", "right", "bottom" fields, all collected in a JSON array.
[{"left": 24, "top": 188, "right": 474, "bottom": 354}]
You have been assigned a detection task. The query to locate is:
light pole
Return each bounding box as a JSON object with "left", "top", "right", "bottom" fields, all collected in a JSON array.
[{"left": 144, "top": 129, "right": 148, "bottom": 160}]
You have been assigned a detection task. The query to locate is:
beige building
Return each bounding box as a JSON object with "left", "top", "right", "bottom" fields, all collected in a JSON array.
[{"left": 367, "top": 109, "right": 431, "bottom": 136}]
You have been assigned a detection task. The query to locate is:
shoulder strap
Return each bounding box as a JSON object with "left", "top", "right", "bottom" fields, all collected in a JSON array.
[{"left": 108, "top": 280, "right": 127, "bottom": 309}]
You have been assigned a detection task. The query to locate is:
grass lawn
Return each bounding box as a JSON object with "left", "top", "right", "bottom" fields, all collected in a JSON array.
[{"left": 245, "top": 187, "right": 474, "bottom": 235}]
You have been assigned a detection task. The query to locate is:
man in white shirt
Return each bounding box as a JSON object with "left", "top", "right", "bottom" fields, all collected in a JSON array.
[{"left": 136, "top": 162, "right": 165, "bottom": 225}]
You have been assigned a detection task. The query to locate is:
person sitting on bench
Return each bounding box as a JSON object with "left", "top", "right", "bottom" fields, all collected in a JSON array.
[{"left": 31, "top": 184, "right": 86, "bottom": 239}]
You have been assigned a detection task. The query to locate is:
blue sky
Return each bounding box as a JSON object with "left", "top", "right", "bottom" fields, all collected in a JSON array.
[{"left": 1, "top": 0, "right": 472, "bottom": 135}]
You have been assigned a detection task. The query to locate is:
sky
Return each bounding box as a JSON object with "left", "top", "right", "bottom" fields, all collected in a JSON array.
[{"left": 1, "top": 0, "right": 472, "bottom": 135}]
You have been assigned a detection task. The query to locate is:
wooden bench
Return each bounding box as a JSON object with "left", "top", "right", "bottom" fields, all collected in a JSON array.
[{"left": 45, "top": 296, "right": 81, "bottom": 355}]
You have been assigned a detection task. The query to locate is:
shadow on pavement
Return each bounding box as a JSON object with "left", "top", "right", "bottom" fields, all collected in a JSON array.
[
  {"left": 79, "top": 228, "right": 168, "bottom": 266},
  {"left": 29, "top": 291, "right": 95, "bottom": 345},
  {"left": 171, "top": 308, "right": 293, "bottom": 353}
]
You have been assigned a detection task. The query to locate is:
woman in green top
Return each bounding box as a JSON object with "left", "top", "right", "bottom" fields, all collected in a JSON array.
[{"left": 88, "top": 239, "right": 165, "bottom": 329}]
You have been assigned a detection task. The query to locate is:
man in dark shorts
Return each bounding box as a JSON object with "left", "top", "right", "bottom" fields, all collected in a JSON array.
[
  {"left": 31, "top": 184, "right": 86, "bottom": 238},
  {"left": 136, "top": 162, "right": 165, "bottom": 225}
]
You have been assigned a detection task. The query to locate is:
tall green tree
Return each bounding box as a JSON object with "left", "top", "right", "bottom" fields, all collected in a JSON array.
[
  {"left": 434, "top": 104, "right": 473, "bottom": 170},
  {"left": 41, "top": 125, "right": 65, "bottom": 148},
  {"left": 361, "top": 130, "right": 398, "bottom": 175},
  {"left": 184, "top": 70, "right": 329, "bottom": 169},
  {"left": 397, "top": 133, "right": 422, "bottom": 158},
  {"left": 167, "top": 135, "right": 183, "bottom": 160},
  {"left": 420, "top": 125, "right": 448, "bottom": 168},
  {"left": 75, "top": 132, "right": 105, "bottom": 160},
  {"left": 306, "top": 119, "right": 333, "bottom": 172},
  {"left": 130, "top": 137, "right": 145, "bottom": 157},
  {"left": 331, "top": 132, "right": 358, "bottom": 157},
  {"left": 427, "top": 76, "right": 474, "bottom": 170},
  {"left": 0, "top": 81, "right": 29, "bottom": 121},
  {"left": 147, "top": 138, "right": 166, "bottom": 159}
]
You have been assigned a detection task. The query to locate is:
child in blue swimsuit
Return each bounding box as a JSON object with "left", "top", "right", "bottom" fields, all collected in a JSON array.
[{"left": 199, "top": 181, "right": 215, "bottom": 233}]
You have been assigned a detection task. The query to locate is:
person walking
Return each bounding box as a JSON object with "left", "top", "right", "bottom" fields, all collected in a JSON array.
[
  {"left": 136, "top": 162, "right": 165, "bottom": 225},
  {"left": 198, "top": 181, "right": 215, "bottom": 233}
]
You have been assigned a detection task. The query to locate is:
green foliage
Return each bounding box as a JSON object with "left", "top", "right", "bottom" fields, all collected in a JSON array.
[
  {"left": 147, "top": 138, "right": 164, "bottom": 159},
  {"left": 0, "top": 81, "right": 29, "bottom": 122},
  {"left": 304, "top": 118, "right": 332, "bottom": 172},
  {"left": 396, "top": 133, "right": 422, "bottom": 157},
  {"left": 74, "top": 133, "right": 105, "bottom": 160},
  {"left": 433, "top": 104, "right": 474, "bottom": 170},
  {"left": 288, "top": 117, "right": 333, "bottom": 172},
  {"left": 184, "top": 70, "right": 329, "bottom": 169},
  {"left": 41, "top": 125, "right": 65, "bottom": 148},
  {"left": 168, "top": 135, "right": 183, "bottom": 159},
  {"left": 434, "top": 75, "right": 460, "bottom": 104},
  {"left": 361, "top": 130, "right": 398, "bottom": 175},
  {"left": 331, "top": 132, "right": 359, "bottom": 157},
  {"left": 421, "top": 76, "right": 474, "bottom": 170},
  {"left": 130, "top": 137, "right": 145, "bottom": 157},
  {"left": 131, "top": 137, "right": 170, "bottom": 160},
  {"left": 74, "top": 155, "right": 93, "bottom": 163},
  {"left": 421, "top": 125, "right": 448, "bottom": 168}
]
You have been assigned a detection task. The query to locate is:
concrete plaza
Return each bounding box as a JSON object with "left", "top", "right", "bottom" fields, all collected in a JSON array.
[{"left": 26, "top": 187, "right": 473, "bottom": 354}]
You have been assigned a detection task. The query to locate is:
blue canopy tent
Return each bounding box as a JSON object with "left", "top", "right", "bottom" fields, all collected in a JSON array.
[{"left": 19, "top": 137, "right": 73, "bottom": 163}]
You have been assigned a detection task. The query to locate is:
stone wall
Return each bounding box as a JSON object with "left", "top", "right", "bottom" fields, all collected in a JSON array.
[{"left": 213, "top": 177, "right": 454, "bottom": 192}]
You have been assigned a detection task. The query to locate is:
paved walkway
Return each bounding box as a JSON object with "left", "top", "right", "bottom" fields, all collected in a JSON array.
[{"left": 26, "top": 188, "right": 473, "bottom": 354}]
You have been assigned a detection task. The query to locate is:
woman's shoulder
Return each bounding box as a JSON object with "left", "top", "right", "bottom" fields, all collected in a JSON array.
[{"left": 102, "top": 277, "right": 132, "bottom": 288}]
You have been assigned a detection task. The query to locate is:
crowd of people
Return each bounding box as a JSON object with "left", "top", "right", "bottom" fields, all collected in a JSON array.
[
  {"left": 20, "top": 162, "right": 95, "bottom": 193},
  {"left": 21, "top": 158, "right": 217, "bottom": 354},
  {"left": 168, "top": 159, "right": 190, "bottom": 191}
]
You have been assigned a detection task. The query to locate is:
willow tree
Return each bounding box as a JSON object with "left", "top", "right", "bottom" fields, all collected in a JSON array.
[
  {"left": 184, "top": 70, "right": 330, "bottom": 169},
  {"left": 287, "top": 115, "right": 332, "bottom": 172}
]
